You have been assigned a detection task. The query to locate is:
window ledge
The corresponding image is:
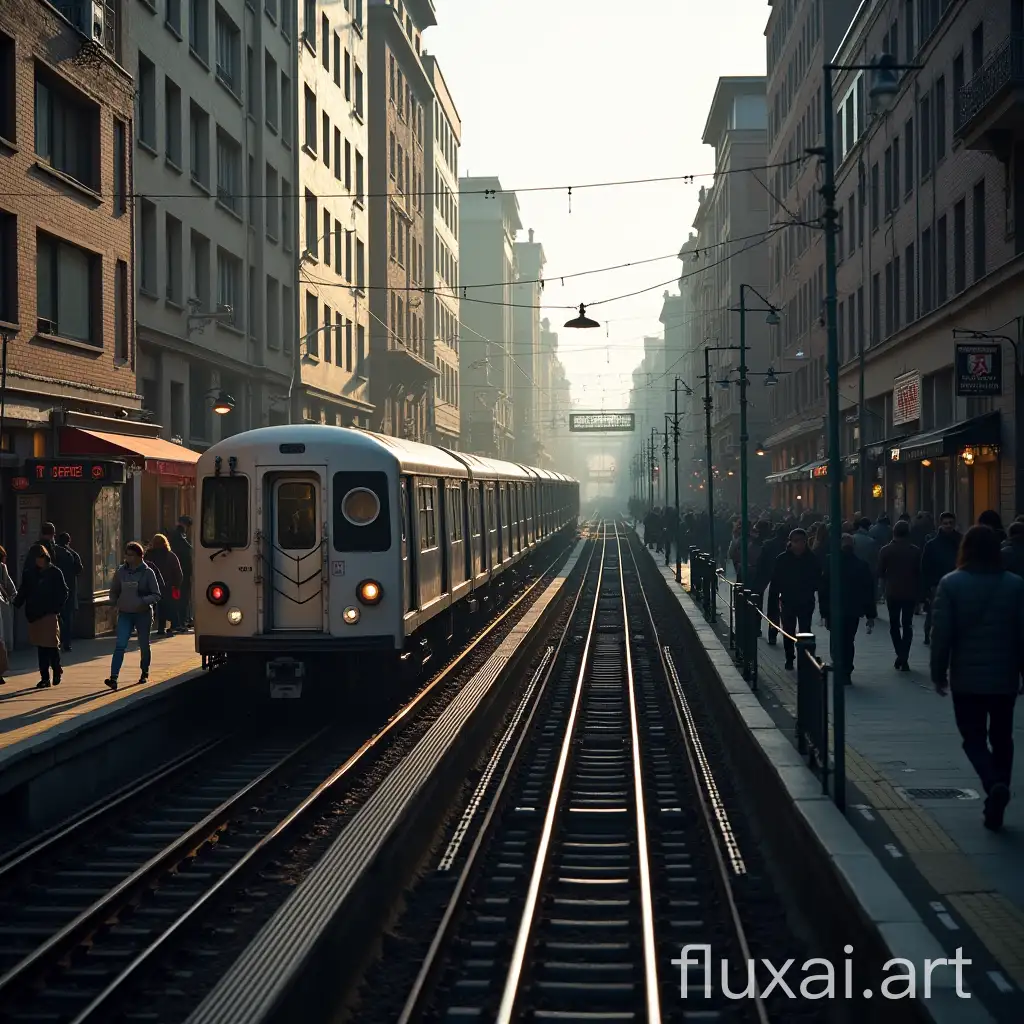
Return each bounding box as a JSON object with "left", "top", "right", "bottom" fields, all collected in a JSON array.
[
  {"left": 353, "top": 197, "right": 365, "bottom": 210},
  {"left": 267, "top": 231, "right": 279, "bottom": 244},
  {"left": 34, "top": 332, "right": 102, "bottom": 354},
  {"left": 352, "top": 20, "right": 363, "bottom": 38},
  {"left": 165, "top": 156, "right": 183, "bottom": 175},
  {"left": 301, "top": 143, "right": 318, "bottom": 159},
  {"left": 216, "top": 73, "right": 243, "bottom": 106},
  {"left": 138, "top": 0, "right": 156, "bottom": 12},
  {"left": 189, "top": 47, "right": 210, "bottom": 72},
  {"left": 191, "top": 175, "right": 212, "bottom": 196},
  {"left": 266, "top": 120, "right": 279, "bottom": 136},
  {"left": 165, "top": 298, "right": 185, "bottom": 311},
  {"left": 32, "top": 161, "right": 102, "bottom": 204},
  {"left": 0, "top": 320, "right": 21, "bottom": 334},
  {"left": 352, "top": 109, "right": 364, "bottom": 125},
  {"left": 216, "top": 321, "right": 245, "bottom": 337},
  {"left": 165, "top": 19, "right": 182, "bottom": 40},
  {"left": 264, "top": 6, "right": 277, "bottom": 25},
  {"left": 138, "top": 138, "right": 159, "bottom": 157},
  {"left": 139, "top": 286, "right": 160, "bottom": 300},
  {"left": 0, "top": 135, "right": 18, "bottom": 155},
  {"left": 302, "top": 34, "right": 316, "bottom": 56},
  {"left": 215, "top": 198, "right": 244, "bottom": 221}
]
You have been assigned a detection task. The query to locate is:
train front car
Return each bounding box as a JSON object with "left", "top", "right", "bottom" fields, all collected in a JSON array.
[{"left": 194, "top": 425, "right": 413, "bottom": 697}]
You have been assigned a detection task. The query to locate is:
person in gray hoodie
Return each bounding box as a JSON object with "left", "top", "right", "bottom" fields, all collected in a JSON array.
[{"left": 104, "top": 542, "right": 161, "bottom": 692}]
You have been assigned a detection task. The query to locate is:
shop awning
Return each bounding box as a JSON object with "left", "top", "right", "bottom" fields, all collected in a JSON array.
[
  {"left": 762, "top": 418, "right": 824, "bottom": 450},
  {"left": 765, "top": 461, "right": 813, "bottom": 484},
  {"left": 60, "top": 428, "right": 201, "bottom": 477},
  {"left": 889, "top": 412, "right": 1001, "bottom": 464}
]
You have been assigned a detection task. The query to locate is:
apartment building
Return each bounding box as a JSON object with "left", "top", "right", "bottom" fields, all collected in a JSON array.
[
  {"left": 512, "top": 229, "right": 546, "bottom": 464},
  {"left": 366, "top": 0, "right": 437, "bottom": 441},
  {"left": 422, "top": 52, "right": 460, "bottom": 447},
  {"left": 297, "top": 0, "right": 372, "bottom": 428},
  {"left": 827, "top": 0, "right": 1022, "bottom": 525},
  {"left": 0, "top": 0, "right": 144, "bottom": 633},
  {"left": 676, "top": 233, "right": 705, "bottom": 503},
  {"left": 762, "top": 0, "right": 859, "bottom": 512},
  {"left": 459, "top": 176, "right": 520, "bottom": 458}
]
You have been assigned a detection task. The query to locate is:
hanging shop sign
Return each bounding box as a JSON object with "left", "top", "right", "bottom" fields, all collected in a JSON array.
[
  {"left": 955, "top": 342, "right": 1002, "bottom": 396},
  {"left": 568, "top": 412, "right": 635, "bottom": 432},
  {"left": 26, "top": 460, "right": 127, "bottom": 484},
  {"left": 892, "top": 371, "right": 921, "bottom": 427}
]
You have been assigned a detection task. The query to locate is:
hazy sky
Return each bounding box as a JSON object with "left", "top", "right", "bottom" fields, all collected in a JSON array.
[{"left": 427, "top": 0, "right": 769, "bottom": 411}]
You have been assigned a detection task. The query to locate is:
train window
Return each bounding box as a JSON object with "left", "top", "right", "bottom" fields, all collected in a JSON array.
[
  {"left": 277, "top": 482, "right": 317, "bottom": 550},
  {"left": 417, "top": 485, "right": 437, "bottom": 550},
  {"left": 201, "top": 476, "right": 249, "bottom": 549},
  {"left": 333, "top": 471, "right": 391, "bottom": 552},
  {"left": 449, "top": 487, "right": 463, "bottom": 542},
  {"left": 341, "top": 487, "right": 380, "bottom": 526}
]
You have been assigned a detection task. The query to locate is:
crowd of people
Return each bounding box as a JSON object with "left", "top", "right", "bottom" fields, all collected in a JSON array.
[
  {"left": 631, "top": 498, "right": 1024, "bottom": 832},
  {"left": 0, "top": 516, "right": 194, "bottom": 692}
]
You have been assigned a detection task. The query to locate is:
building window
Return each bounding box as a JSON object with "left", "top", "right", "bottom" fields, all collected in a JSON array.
[
  {"left": 322, "top": 111, "right": 330, "bottom": 166},
  {"left": 282, "top": 177, "right": 292, "bottom": 250},
  {"left": 321, "top": 13, "right": 330, "bottom": 69},
  {"left": 870, "top": 161, "right": 879, "bottom": 232},
  {"left": 355, "top": 149, "right": 364, "bottom": 202},
  {"left": 190, "top": 101, "right": 210, "bottom": 186},
  {"left": 281, "top": 73, "right": 292, "bottom": 143},
  {"left": 905, "top": 242, "right": 915, "bottom": 323},
  {"left": 972, "top": 180, "right": 986, "bottom": 281},
  {"left": 265, "top": 53, "right": 278, "bottom": 130},
  {"left": 919, "top": 93, "right": 932, "bottom": 179},
  {"left": 166, "top": 213, "right": 183, "bottom": 303},
  {"left": 113, "top": 118, "right": 127, "bottom": 215},
  {"left": 921, "top": 226, "right": 933, "bottom": 313},
  {"left": 214, "top": 7, "right": 240, "bottom": 91},
  {"left": 323, "top": 303, "right": 332, "bottom": 361},
  {"left": 137, "top": 54, "right": 157, "bottom": 149},
  {"left": 167, "top": 0, "right": 182, "bottom": 33},
  {"left": 266, "top": 163, "right": 279, "bottom": 238},
  {"left": 356, "top": 238, "right": 365, "bottom": 289},
  {"left": 303, "top": 85, "right": 316, "bottom": 151},
  {"left": 266, "top": 275, "right": 280, "bottom": 350},
  {"left": 870, "top": 271, "right": 880, "bottom": 346},
  {"left": 0, "top": 210, "right": 17, "bottom": 325},
  {"left": 334, "top": 217, "right": 342, "bottom": 269},
  {"left": 139, "top": 199, "right": 157, "bottom": 293},
  {"left": 904, "top": 116, "right": 914, "bottom": 196},
  {"left": 36, "top": 232, "right": 99, "bottom": 344},
  {"left": 189, "top": 0, "right": 209, "bottom": 62},
  {"left": 164, "top": 77, "right": 182, "bottom": 166},
  {"left": 190, "top": 229, "right": 211, "bottom": 306},
  {"left": 344, "top": 49, "right": 351, "bottom": 101},
  {"left": 216, "top": 128, "right": 241, "bottom": 213},
  {"left": 34, "top": 68, "right": 98, "bottom": 190},
  {"left": 333, "top": 32, "right": 341, "bottom": 87},
  {"left": 282, "top": 284, "right": 293, "bottom": 352},
  {"left": 305, "top": 189, "right": 317, "bottom": 253},
  {"left": 216, "top": 248, "right": 241, "bottom": 325},
  {"left": 305, "top": 290, "right": 319, "bottom": 355},
  {"left": 115, "top": 260, "right": 129, "bottom": 361},
  {"left": 303, "top": 0, "right": 316, "bottom": 46},
  {"left": 356, "top": 323, "right": 365, "bottom": 375},
  {"left": 354, "top": 64, "right": 364, "bottom": 118},
  {"left": 934, "top": 76, "right": 946, "bottom": 162},
  {"left": 323, "top": 209, "right": 331, "bottom": 264},
  {"left": 389, "top": 132, "right": 396, "bottom": 178},
  {"left": 344, "top": 229, "right": 352, "bottom": 281},
  {"left": 950, "top": 200, "right": 965, "bottom": 295},
  {"left": 333, "top": 127, "right": 341, "bottom": 180}
]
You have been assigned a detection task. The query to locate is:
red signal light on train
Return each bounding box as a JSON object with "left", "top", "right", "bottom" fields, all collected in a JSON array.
[{"left": 207, "top": 582, "right": 229, "bottom": 605}]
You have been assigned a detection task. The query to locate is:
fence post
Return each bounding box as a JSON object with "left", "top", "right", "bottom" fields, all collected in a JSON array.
[
  {"left": 722, "top": 571, "right": 734, "bottom": 649},
  {"left": 747, "top": 589, "right": 759, "bottom": 690},
  {"left": 795, "top": 632, "right": 815, "bottom": 761},
  {"left": 738, "top": 588, "right": 753, "bottom": 682}
]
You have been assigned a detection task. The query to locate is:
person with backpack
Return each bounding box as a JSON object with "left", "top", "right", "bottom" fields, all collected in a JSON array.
[
  {"left": 105, "top": 542, "right": 161, "bottom": 691},
  {"left": 52, "top": 532, "right": 84, "bottom": 652}
]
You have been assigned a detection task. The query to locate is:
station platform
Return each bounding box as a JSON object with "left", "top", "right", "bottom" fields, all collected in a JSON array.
[{"left": 650, "top": 540, "right": 1024, "bottom": 1021}]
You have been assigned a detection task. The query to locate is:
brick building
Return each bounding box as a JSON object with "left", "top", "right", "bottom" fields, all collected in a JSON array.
[
  {"left": 829, "top": 0, "right": 1022, "bottom": 525},
  {"left": 0, "top": 0, "right": 152, "bottom": 636},
  {"left": 367, "top": 0, "right": 438, "bottom": 441}
]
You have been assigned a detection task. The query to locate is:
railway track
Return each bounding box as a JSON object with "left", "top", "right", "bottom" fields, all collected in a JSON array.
[
  {"left": 0, "top": 532, "right": 585, "bottom": 1024},
  {"left": 393, "top": 521, "right": 770, "bottom": 1022}
]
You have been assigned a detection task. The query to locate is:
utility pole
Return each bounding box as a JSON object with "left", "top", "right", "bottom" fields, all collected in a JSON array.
[
  {"left": 674, "top": 379, "right": 681, "bottom": 582},
  {"left": 662, "top": 420, "right": 670, "bottom": 566},
  {"left": 703, "top": 348, "right": 716, "bottom": 575}
]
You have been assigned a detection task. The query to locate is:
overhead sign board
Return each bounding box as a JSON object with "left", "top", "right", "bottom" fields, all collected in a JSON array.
[
  {"left": 569, "top": 412, "right": 635, "bottom": 433},
  {"left": 26, "top": 460, "right": 127, "bottom": 484},
  {"left": 892, "top": 371, "right": 921, "bottom": 427},
  {"left": 955, "top": 342, "right": 1002, "bottom": 396}
]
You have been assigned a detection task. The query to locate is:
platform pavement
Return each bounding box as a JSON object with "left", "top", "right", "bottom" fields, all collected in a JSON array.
[
  {"left": 660, "top": 545, "right": 1024, "bottom": 1001},
  {"left": 0, "top": 630, "right": 202, "bottom": 761}
]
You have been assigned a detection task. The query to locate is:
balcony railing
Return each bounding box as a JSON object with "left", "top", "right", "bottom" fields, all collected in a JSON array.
[{"left": 956, "top": 33, "right": 1024, "bottom": 135}]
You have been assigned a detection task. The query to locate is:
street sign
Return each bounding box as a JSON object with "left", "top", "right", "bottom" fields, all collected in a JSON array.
[
  {"left": 568, "top": 412, "right": 635, "bottom": 432},
  {"left": 955, "top": 342, "right": 1002, "bottom": 396}
]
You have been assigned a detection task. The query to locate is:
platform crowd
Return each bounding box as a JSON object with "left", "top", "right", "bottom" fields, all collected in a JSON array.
[
  {"left": 629, "top": 496, "right": 1024, "bottom": 832},
  {"left": 0, "top": 517, "right": 194, "bottom": 693}
]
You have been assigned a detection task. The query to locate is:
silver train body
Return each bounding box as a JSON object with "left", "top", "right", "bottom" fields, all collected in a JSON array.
[{"left": 193, "top": 425, "right": 579, "bottom": 692}]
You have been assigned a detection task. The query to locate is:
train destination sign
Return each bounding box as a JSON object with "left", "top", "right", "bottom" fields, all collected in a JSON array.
[
  {"left": 569, "top": 412, "right": 635, "bottom": 433},
  {"left": 26, "top": 460, "right": 127, "bottom": 484}
]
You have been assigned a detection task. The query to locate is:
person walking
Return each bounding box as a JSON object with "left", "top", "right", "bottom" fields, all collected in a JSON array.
[
  {"left": 52, "top": 532, "right": 83, "bottom": 652},
  {"left": 145, "top": 534, "right": 183, "bottom": 635},
  {"left": 821, "top": 533, "right": 877, "bottom": 684},
  {"left": 769, "top": 528, "right": 821, "bottom": 671},
  {"left": 14, "top": 544, "right": 68, "bottom": 688},
  {"left": 930, "top": 525, "right": 1024, "bottom": 831},
  {"left": 22, "top": 522, "right": 56, "bottom": 575},
  {"left": 104, "top": 542, "right": 162, "bottom": 692},
  {"left": 877, "top": 520, "right": 921, "bottom": 671},
  {"left": 170, "top": 516, "right": 194, "bottom": 628},
  {"left": 1000, "top": 521, "right": 1024, "bottom": 578},
  {"left": 0, "top": 545, "right": 16, "bottom": 685},
  {"left": 921, "top": 512, "right": 961, "bottom": 644},
  {"left": 755, "top": 523, "right": 789, "bottom": 644}
]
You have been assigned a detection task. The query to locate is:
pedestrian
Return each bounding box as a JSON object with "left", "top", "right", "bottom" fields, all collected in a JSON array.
[
  {"left": 930, "top": 525, "right": 1024, "bottom": 831},
  {"left": 921, "top": 512, "right": 961, "bottom": 644},
  {"left": 769, "top": 528, "right": 821, "bottom": 671},
  {"left": 0, "top": 545, "right": 16, "bottom": 685},
  {"left": 23, "top": 522, "right": 56, "bottom": 575},
  {"left": 145, "top": 533, "right": 183, "bottom": 635},
  {"left": 104, "top": 542, "right": 162, "bottom": 692},
  {"left": 755, "top": 523, "right": 788, "bottom": 644},
  {"left": 1000, "top": 521, "right": 1024, "bottom": 577},
  {"left": 821, "top": 533, "right": 877, "bottom": 684},
  {"left": 14, "top": 543, "right": 68, "bottom": 688},
  {"left": 169, "top": 516, "right": 194, "bottom": 628},
  {"left": 52, "top": 532, "right": 83, "bottom": 652},
  {"left": 869, "top": 513, "right": 893, "bottom": 547},
  {"left": 977, "top": 509, "right": 1006, "bottom": 544},
  {"left": 877, "top": 519, "right": 921, "bottom": 671}
]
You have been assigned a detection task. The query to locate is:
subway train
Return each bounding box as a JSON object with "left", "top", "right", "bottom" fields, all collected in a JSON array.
[{"left": 193, "top": 425, "right": 579, "bottom": 695}]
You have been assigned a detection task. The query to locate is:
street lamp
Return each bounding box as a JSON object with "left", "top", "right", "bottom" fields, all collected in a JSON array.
[
  {"left": 209, "top": 389, "right": 235, "bottom": 415},
  {"left": 811, "top": 51, "right": 921, "bottom": 811},
  {"left": 564, "top": 304, "right": 600, "bottom": 329}
]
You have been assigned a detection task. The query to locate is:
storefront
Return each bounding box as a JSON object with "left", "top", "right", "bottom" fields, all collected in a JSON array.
[
  {"left": 764, "top": 461, "right": 815, "bottom": 511},
  {"left": 886, "top": 412, "right": 1002, "bottom": 523}
]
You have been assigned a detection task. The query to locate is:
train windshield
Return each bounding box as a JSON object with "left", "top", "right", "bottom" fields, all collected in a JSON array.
[{"left": 201, "top": 476, "right": 249, "bottom": 548}]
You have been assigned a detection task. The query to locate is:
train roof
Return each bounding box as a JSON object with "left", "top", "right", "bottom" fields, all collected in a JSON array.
[{"left": 447, "top": 451, "right": 531, "bottom": 481}]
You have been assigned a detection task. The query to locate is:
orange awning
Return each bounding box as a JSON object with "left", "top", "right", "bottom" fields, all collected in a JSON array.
[{"left": 60, "top": 428, "right": 201, "bottom": 477}]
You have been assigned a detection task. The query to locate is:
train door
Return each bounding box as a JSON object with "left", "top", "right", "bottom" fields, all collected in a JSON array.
[
  {"left": 438, "top": 478, "right": 450, "bottom": 595},
  {"left": 462, "top": 481, "right": 473, "bottom": 581},
  {"left": 267, "top": 474, "right": 325, "bottom": 631},
  {"left": 401, "top": 477, "right": 413, "bottom": 613},
  {"left": 486, "top": 485, "right": 498, "bottom": 568}
]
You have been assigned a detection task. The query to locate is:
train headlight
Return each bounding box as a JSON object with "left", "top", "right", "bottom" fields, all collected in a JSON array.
[
  {"left": 357, "top": 579, "right": 382, "bottom": 605},
  {"left": 343, "top": 606, "right": 360, "bottom": 624},
  {"left": 207, "top": 582, "right": 229, "bottom": 605},
  {"left": 227, "top": 607, "right": 243, "bottom": 625}
]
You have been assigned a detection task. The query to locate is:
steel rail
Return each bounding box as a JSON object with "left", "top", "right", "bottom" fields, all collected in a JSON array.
[
  {"left": 394, "top": 522, "right": 605, "bottom": 1024},
  {"left": 623, "top": 530, "right": 771, "bottom": 1024},
  {"left": 59, "top": 527, "right": 588, "bottom": 1024},
  {"left": 494, "top": 521, "right": 610, "bottom": 1024}
]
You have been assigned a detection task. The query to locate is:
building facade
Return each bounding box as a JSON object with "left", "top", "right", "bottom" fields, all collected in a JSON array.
[
  {"left": 0, "top": 0, "right": 156, "bottom": 636},
  {"left": 763, "top": 0, "right": 859, "bottom": 513},
  {"left": 297, "top": 0, "right": 372, "bottom": 428},
  {"left": 422, "top": 52, "right": 460, "bottom": 446},
  {"left": 512, "top": 229, "right": 546, "bottom": 464},
  {"left": 367, "top": 0, "right": 437, "bottom": 441},
  {"left": 458, "top": 176, "right": 520, "bottom": 458},
  {"left": 826, "top": 0, "right": 1022, "bottom": 525}
]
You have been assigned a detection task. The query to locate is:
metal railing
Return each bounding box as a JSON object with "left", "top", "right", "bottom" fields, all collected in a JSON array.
[
  {"left": 686, "top": 549, "right": 833, "bottom": 801},
  {"left": 955, "top": 33, "right": 1024, "bottom": 134}
]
